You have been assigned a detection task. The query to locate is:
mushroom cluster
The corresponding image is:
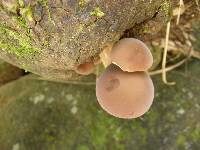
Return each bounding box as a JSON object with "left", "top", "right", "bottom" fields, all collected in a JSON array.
[{"left": 96, "top": 38, "right": 154, "bottom": 119}]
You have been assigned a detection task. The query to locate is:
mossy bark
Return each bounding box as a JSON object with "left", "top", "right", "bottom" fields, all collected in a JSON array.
[{"left": 0, "top": 0, "right": 170, "bottom": 79}]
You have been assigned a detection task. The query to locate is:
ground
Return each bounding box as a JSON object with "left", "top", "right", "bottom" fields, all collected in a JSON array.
[{"left": 0, "top": 59, "right": 200, "bottom": 150}]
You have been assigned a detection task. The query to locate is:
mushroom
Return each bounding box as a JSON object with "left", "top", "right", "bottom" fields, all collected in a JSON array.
[
  {"left": 96, "top": 64, "right": 154, "bottom": 119},
  {"left": 76, "top": 61, "right": 94, "bottom": 75},
  {"left": 110, "top": 38, "right": 153, "bottom": 72}
]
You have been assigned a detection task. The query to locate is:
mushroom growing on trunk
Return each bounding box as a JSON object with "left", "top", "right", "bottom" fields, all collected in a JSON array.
[
  {"left": 96, "top": 38, "right": 154, "bottom": 119},
  {"left": 96, "top": 64, "right": 154, "bottom": 119},
  {"left": 110, "top": 38, "right": 153, "bottom": 72}
]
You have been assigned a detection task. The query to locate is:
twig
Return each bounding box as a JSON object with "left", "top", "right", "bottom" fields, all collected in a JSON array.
[
  {"left": 150, "top": 47, "right": 192, "bottom": 76},
  {"left": 191, "top": 50, "right": 200, "bottom": 59},
  {"left": 149, "top": 58, "right": 188, "bottom": 76},
  {"left": 172, "top": 41, "right": 200, "bottom": 59},
  {"left": 162, "top": 21, "right": 175, "bottom": 85}
]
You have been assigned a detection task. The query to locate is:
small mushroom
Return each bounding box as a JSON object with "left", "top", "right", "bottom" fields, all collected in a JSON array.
[
  {"left": 96, "top": 64, "right": 154, "bottom": 119},
  {"left": 75, "top": 61, "right": 94, "bottom": 75},
  {"left": 110, "top": 38, "right": 153, "bottom": 72}
]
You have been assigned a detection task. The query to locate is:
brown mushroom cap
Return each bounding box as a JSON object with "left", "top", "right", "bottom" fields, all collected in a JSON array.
[
  {"left": 75, "top": 62, "right": 94, "bottom": 75},
  {"left": 110, "top": 38, "right": 153, "bottom": 72},
  {"left": 96, "top": 64, "right": 154, "bottom": 119}
]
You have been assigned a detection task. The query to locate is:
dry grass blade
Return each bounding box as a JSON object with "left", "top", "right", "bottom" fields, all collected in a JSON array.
[
  {"left": 195, "top": 0, "right": 199, "bottom": 6},
  {"left": 176, "top": 0, "right": 185, "bottom": 25},
  {"left": 162, "top": 22, "right": 176, "bottom": 85},
  {"left": 191, "top": 50, "right": 200, "bottom": 59},
  {"left": 150, "top": 47, "right": 192, "bottom": 76},
  {"left": 149, "top": 58, "right": 187, "bottom": 76}
]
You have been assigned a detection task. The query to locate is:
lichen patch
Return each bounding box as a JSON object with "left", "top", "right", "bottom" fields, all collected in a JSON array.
[
  {"left": 71, "top": 106, "right": 78, "bottom": 114},
  {"left": 12, "top": 143, "right": 20, "bottom": 150},
  {"left": 30, "top": 94, "right": 45, "bottom": 104}
]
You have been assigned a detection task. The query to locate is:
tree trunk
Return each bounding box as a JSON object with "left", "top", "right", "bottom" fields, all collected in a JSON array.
[{"left": 0, "top": 0, "right": 170, "bottom": 79}]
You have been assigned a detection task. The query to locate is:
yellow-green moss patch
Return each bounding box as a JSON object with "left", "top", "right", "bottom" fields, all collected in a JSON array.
[
  {"left": 0, "top": 23, "right": 39, "bottom": 57},
  {"left": 90, "top": 7, "right": 105, "bottom": 18}
]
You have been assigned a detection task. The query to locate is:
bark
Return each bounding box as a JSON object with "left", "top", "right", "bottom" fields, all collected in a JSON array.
[{"left": 0, "top": 0, "right": 170, "bottom": 79}]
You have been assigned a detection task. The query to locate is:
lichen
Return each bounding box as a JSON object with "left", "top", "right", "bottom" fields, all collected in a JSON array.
[
  {"left": 159, "top": 0, "right": 171, "bottom": 22},
  {"left": 38, "top": 0, "right": 55, "bottom": 25},
  {"left": 90, "top": 7, "right": 105, "bottom": 18},
  {"left": 79, "top": 0, "right": 86, "bottom": 8},
  {"left": 78, "top": 24, "right": 84, "bottom": 33}
]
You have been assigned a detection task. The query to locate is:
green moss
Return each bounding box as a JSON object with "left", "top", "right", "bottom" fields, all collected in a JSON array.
[
  {"left": 176, "top": 135, "right": 186, "bottom": 147},
  {"left": 77, "top": 145, "right": 89, "bottom": 150},
  {"left": 20, "top": 5, "right": 34, "bottom": 22},
  {"left": 0, "top": 1, "right": 40, "bottom": 57},
  {"left": 0, "top": 23, "right": 39, "bottom": 57},
  {"left": 191, "top": 128, "right": 200, "bottom": 141},
  {"left": 90, "top": 7, "right": 105, "bottom": 18},
  {"left": 18, "top": 0, "right": 25, "bottom": 7},
  {"left": 12, "top": 15, "right": 27, "bottom": 28},
  {"left": 143, "top": 26, "right": 151, "bottom": 33}
]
